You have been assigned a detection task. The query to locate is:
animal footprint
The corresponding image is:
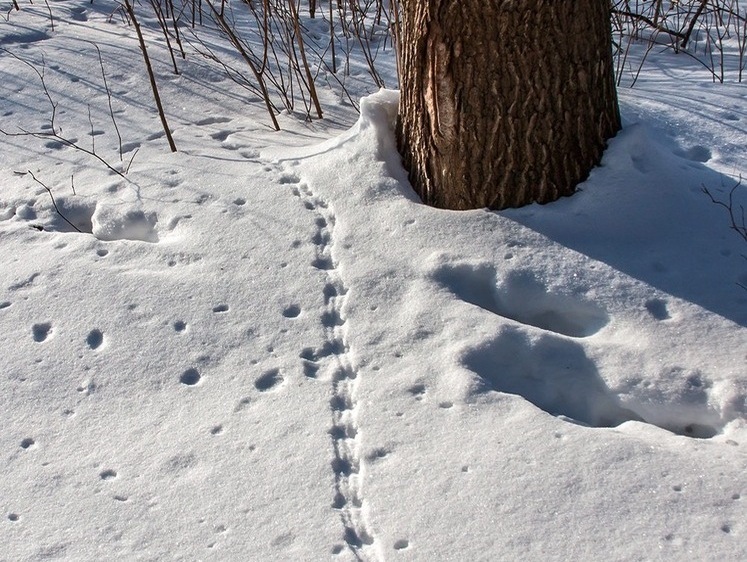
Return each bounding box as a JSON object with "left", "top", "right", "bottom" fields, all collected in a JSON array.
[
  {"left": 196, "top": 116, "right": 231, "bottom": 126},
  {"left": 254, "top": 368, "right": 283, "bottom": 391},
  {"left": 32, "top": 323, "right": 52, "bottom": 342},
  {"left": 278, "top": 173, "right": 300, "bottom": 185},
  {"left": 86, "top": 329, "right": 104, "bottom": 350},
  {"left": 283, "top": 304, "right": 301, "bottom": 318},
  {"left": 180, "top": 368, "right": 201, "bottom": 386},
  {"left": 645, "top": 298, "right": 670, "bottom": 320},
  {"left": 99, "top": 469, "right": 118, "bottom": 480}
]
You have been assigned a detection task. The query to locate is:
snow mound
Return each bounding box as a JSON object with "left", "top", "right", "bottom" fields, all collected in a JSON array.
[
  {"left": 463, "top": 327, "right": 641, "bottom": 427},
  {"left": 617, "top": 367, "right": 746, "bottom": 438},
  {"left": 45, "top": 196, "right": 96, "bottom": 234},
  {"left": 91, "top": 204, "right": 159, "bottom": 242},
  {"left": 431, "top": 261, "right": 609, "bottom": 338}
]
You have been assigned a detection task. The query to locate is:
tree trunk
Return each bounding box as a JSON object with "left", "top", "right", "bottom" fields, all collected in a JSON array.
[{"left": 396, "top": 0, "right": 621, "bottom": 210}]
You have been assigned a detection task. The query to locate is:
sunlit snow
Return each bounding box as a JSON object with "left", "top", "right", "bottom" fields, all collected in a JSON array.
[{"left": 1, "top": 3, "right": 745, "bottom": 561}]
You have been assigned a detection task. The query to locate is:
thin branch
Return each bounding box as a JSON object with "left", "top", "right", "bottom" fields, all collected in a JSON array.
[
  {"left": 43, "top": 0, "right": 54, "bottom": 31},
  {"left": 702, "top": 177, "right": 747, "bottom": 243},
  {"left": 88, "top": 104, "right": 95, "bottom": 154},
  {"left": 611, "top": 9, "right": 688, "bottom": 41},
  {"left": 0, "top": 48, "right": 129, "bottom": 179},
  {"left": 27, "top": 171, "right": 82, "bottom": 233},
  {"left": 122, "top": 0, "right": 178, "bottom": 152},
  {"left": 88, "top": 41, "right": 124, "bottom": 161}
]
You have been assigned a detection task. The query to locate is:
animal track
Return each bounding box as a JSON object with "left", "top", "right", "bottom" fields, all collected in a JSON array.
[
  {"left": 180, "top": 368, "right": 201, "bottom": 386},
  {"left": 99, "top": 469, "right": 118, "bottom": 480},
  {"left": 675, "top": 144, "right": 712, "bottom": 163},
  {"left": 432, "top": 263, "right": 609, "bottom": 338},
  {"left": 196, "top": 116, "right": 232, "bottom": 126},
  {"left": 32, "top": 323, "right": 52, "bottom": 342},
  {"left": 69, "top": 6, "right": 88, "bottom": 21},
  {"left": 281, "top": 166, "right": 375, "bottom": 557},
  {"left": 645, "top": 298, "right": 670, "bottom": 320},
  {"left": 393, "top": 539, "right": 409, "bottom": 551},
  {"left": 86, "top": 329, "right": 104, "bottom": 350},
  {"left": 407, "top": 384, "right": 426, "bottom": 400},
  {"left": 254, "top": 368, "right": 283, "bottom": 391},
  {"left": 283, "top": 304, "right": 301, "bottom": 318},
  {"left": 210, "top": 130, "right": 232, "bottom": 142}
]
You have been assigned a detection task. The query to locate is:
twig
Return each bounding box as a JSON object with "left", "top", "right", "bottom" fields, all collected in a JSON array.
[
  {"left": 611, "top": 9, "right": 688, "bottom": 42},
  {"left": 88, "top": 41, "right": 124, "bottom": 161},
  {"left": 702, "top": 177, "right": 747, "bottom": 243},
  {"left": 88, "top": 104, "right": 95, "bottom": 154},
  {"left": 122, "top": 0, "right": 178, "bottom": 152},
  {"left": 125, "top": 148, "right": 139, "bottom": 174},
  {"left": 0, "top": 49, "right": 129, "bottom": 179},
  {"left": 205, "top": 0, "right": 280, "bottom": 130},
  {"left": 43, "top": 0, "right": 54, "bottom": 31},
  {"left": 682, "top": 0, "right": 710, "bottom": 49}
]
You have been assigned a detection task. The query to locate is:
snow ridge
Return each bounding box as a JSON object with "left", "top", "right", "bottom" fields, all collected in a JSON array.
[{"left": 282, "top": 165, "right": 377, "bottom": 559}]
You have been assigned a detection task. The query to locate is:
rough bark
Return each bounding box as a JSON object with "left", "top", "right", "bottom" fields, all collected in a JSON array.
[{"left": 396, "top": 0, "right": 621, "bottom": 210}]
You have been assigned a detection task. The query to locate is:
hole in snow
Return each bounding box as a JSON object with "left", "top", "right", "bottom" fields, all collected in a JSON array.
[
  {"left": 393, "top": 539, "right": 409, "bottom": 550},
  {"left": 32, "top": 323, "right": 52, "bottom": 342},
  {"left": 645, "top": 298, "right": 670, "bottom": 321},
  {"left": 464, "top": 329, "right": 643, "bottom": 427},
  {"left": 463, "top": 328, "right": 720, "bottom": 438},
  {"left": 180, "top": 368, "right": 201, "bottom": 386},
  {"left": 99, "top": 469, "right": 117, "bottom": 480},
  {"left": 42, "top": 197, "right": 95, "bottom": 234},
  {"left": 432, "top": 263, "right": 608, "bottom": 338},
  {"left": 86, "top": 329, "right": 104, "bottom": 350},
  {"left": 254, "top": 368, "right": 283, "bottom": 391},
  {"left": 675, "top": 145, "right": 712, "bottom": 163},
  {"left": 282, "top": 304, "right": 301, "bottom": 318}
]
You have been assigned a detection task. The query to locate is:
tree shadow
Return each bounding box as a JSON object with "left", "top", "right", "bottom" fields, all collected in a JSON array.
[{"left": 500, "top": 122, "right": 747, "bottom": 327}]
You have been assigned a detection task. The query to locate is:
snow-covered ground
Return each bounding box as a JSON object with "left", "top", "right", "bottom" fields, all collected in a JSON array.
[{"left": 1, "top": 3, "right": 745, "bottom": 560}]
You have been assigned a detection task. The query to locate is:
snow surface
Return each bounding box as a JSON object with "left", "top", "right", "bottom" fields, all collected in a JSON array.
[{"left": 1, "top": 3, "right": 746, "bottom": 561}]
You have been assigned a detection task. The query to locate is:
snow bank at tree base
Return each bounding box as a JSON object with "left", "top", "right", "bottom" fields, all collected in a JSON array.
[
  {"left": 261, "top": 88, "right": 747, "bottom": 559},
  {"left": 280, "top": 88, "right": 746, "bottom": 437}
]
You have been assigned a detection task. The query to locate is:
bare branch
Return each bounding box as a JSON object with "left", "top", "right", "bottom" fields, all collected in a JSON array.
[
  {"left": 702, "top": 177, "right": 747, "bottom": 243},
  {"left": 121, "top": 0, "right": 178, "bottom": 152},
  {"left": 26, "top": 171, "right": 82, "bottom": 233}
]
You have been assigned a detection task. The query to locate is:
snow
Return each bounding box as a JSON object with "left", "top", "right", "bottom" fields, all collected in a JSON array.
[{"left": 1, "top": 3, "right": 746, "bottom": 561}]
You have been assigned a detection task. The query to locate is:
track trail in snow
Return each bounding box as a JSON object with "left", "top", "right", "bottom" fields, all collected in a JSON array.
[{"left": 277, "top": 163, "right": 378, "bottom": 560}]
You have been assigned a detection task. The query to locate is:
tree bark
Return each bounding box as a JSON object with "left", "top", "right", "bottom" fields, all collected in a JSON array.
[{"left": 396, "top": 0, "right": 621, "bottom": 210}]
